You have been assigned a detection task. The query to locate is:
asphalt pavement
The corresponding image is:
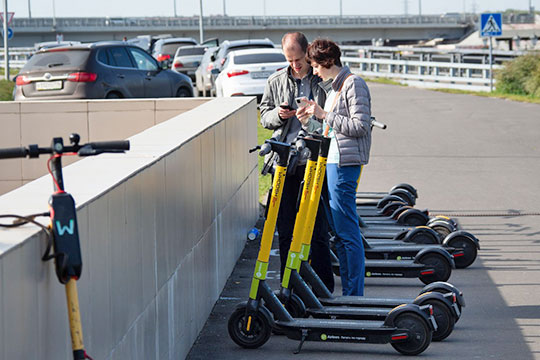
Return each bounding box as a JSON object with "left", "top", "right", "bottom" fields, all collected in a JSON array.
[{"left": 187, "top": 83, "right": 540, "bottom": 359}]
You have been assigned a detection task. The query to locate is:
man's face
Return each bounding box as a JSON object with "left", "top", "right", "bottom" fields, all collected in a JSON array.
[{"left": 283, "top": 45, "right": 309, "bottom": 77}]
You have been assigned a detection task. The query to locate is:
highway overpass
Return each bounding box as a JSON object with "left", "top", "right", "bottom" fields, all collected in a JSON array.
[{"left": 7, "top": 14, "right": 490, "bottom": 47}]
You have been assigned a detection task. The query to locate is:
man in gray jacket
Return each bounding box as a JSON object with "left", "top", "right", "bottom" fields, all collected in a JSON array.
[{"left": 260, "top": 32, "right": 334, "bottom": 293}]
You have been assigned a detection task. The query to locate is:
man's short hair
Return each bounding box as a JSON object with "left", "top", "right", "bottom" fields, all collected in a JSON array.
[
  {"left": 282, "top": 32, "right": 309, "bottom": 53},
  {"left": 307, "top": 38, "right": 342, "bottom": 68}
]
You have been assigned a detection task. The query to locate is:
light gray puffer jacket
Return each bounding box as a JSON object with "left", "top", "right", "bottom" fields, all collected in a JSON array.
[{"left": 325, "top": 66, "right": 372, "bottom": 166}]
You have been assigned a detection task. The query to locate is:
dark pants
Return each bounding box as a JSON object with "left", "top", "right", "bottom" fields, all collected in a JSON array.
[{"left": 276, "top": 165, "right": 335, "bottom": 294}]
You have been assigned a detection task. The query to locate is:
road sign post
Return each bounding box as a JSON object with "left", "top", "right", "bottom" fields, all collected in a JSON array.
[
  {"left": 2, "top": 0, "right": 9, "bottom": 80},
  {"left": 480, "top": 13, "right": 502, "bottom": 92}
]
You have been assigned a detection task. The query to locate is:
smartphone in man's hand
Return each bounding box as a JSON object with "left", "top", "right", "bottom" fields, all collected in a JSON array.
[{"left": 280, "top": 104, "right": 294, "bottom": 111}]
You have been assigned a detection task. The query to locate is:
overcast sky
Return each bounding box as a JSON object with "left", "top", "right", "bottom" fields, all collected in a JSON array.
[{"left": 7, "top": 0, "right": 539, "bottom": 19}]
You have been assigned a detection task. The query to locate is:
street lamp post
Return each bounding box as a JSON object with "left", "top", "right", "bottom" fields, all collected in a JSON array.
[
  {"left": 52, "top": 0, "right": 56, "bottom": 30},
  {"left": 198, "top": 0, "right": 204, "bottom": 44}
]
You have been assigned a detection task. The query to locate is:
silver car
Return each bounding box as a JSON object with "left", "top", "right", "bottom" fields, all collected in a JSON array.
[
  {"left": 195, "top": 46, "right": 218, "bottom": 97},
  {"left": 151, "top": 37, "right": 198, "bottom": 65},
  {"left": 171, "top": 45, "right": 207, "bottom": 82}
]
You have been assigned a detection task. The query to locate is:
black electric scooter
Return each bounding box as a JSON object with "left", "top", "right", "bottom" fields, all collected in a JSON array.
[
  {"left": 228, "top": 139, "right": 436, "bottom": 355},
  {"left": 356, "top": 183, "right": 419, "bottom": 202},
  {"left": 274, "top": 136, "right": 458, "bottom": 341},
  {"left": 0, "top": 134, "right": 130, "bottom": 360}
]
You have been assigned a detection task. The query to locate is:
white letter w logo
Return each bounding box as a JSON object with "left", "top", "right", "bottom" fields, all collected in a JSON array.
[{"left": 56, "top": 220, "right": 75, "bottom": 236}]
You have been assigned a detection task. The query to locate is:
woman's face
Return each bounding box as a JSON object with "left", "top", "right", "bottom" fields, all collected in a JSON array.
[{"left": 311, "top": 61, "right": 331, "bottom": 81}]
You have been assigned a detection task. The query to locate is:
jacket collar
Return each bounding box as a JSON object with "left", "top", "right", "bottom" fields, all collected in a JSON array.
[
  {"left": 318, "top": 78, "right": 333, "bottom": 94},
  {"left": 331, "top": 66, "right": 352, "bottom": 91}
]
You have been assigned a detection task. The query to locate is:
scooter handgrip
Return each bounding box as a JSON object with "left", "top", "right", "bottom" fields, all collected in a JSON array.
[
  {"left": 295, "top": 138, "right": 306, "bottom": 152},
  {"left": 371, "top": 120, "right": 387, "bottom": 129},
  {"left": 0, "top": 147, "right": 27, "bottom": 159},
  {"left": 259, "top": 143, "right": 272, "bottom": 156},
  {"left": 87, "top": 140, "right": 130, "bottom": 151}
]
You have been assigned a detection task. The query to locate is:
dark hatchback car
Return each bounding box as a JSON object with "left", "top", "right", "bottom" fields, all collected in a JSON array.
[{"left": 14, "top": 41, "right": 193, "bottom": 100}]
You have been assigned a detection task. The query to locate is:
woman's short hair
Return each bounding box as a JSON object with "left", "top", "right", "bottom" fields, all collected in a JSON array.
[{"left": 307, "top": 38, "right": 342, "bottom": 68}]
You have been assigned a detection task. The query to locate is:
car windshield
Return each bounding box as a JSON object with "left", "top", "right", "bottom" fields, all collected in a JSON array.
[
  {"left": 177, "top": 47, "right": 206, "bottom": 56},
  {"left": 23, "top": 50, "right": 90, "bottom": 70},
  {"left": 234, "top": 53, "right": 286, "bottom": 64},
  {"left": 161, "top": 42, "right": 197, "bottom": 55}
]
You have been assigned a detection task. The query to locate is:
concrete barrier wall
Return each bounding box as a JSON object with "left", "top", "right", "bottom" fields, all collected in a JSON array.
[
  {"left": 0, "top": 97, "right": 259, "bottom": 359},
  {"left": 0, "top": 97, "right": 211, "bottom": 195}
]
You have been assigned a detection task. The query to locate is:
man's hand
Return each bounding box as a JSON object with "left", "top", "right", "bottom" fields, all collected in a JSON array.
[{"left": 278, "top": 103, "right": 296, "bottom": 119}]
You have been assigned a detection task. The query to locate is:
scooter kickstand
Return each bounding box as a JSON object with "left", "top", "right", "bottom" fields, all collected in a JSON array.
[{"left": 294, "top": 329, "right": 309, "bottom": 354}]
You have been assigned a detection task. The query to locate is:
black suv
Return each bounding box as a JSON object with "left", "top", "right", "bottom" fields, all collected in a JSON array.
[{"left": 14, "top": 41, "right": 193, "bottom": 100}]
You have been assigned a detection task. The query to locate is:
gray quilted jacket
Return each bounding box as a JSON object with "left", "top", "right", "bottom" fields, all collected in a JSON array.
[
  {"left": 260, "top": 67, "right": 327, "bottom": 140},
  {"left": 325, "top": 66, "right": 372, "bottom": 166}
]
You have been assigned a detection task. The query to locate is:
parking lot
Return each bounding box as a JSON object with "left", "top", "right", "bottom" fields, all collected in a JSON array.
[{"left": 187, "top": 83, "right": 540, "bottom": 359}]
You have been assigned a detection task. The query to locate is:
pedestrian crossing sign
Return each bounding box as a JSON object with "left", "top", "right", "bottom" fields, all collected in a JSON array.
[{"left": 480, "top": 13, "right": 502, "bottom": 37}]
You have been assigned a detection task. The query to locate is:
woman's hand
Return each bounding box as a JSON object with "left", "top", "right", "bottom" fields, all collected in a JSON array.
[
  {"left": 302, "top": 99, "right": 327, "bottom": 121},
  {"left": 296, "top": 105, "right": 311, "bottom": 126}
]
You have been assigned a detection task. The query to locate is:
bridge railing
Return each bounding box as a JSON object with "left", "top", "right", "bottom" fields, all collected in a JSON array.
[
  {"left": 12, "top": 14, "right": 475, "bottom": 30},
  {"left": 11, "top": 13, "right": 535, "bottom": 30}
]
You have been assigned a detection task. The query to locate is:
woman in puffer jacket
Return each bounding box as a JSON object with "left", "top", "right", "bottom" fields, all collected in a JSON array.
[{"left": 297, "top": 38, "right": 372, "bottom": 296}]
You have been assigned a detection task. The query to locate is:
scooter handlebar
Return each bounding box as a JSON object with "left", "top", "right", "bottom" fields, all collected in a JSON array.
[
  {"left": 371, "top": 119, "right": 387, "bottom": 130},
  {"left": 86, "top": 140, "right": 130, "bottom": 151},
  {"left": 259, "top": 143, "right": 273, "bottom": 156},
  {"left": 0, "top": 147, "right": 28, "bottom": 159}
]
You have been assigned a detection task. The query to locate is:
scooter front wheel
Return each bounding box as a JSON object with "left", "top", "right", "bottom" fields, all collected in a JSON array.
[
  {"left": 228, "top": 306, "right": 272, "bottom": 349},
  {"left": 391, "top": 312, "right": 432, "bottom": 355}
]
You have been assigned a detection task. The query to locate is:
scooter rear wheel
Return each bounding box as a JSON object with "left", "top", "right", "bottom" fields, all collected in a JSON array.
[
  {"left": 424, "top": 299, "right": 455, "bottom": 341},
  {"left": 446, "top": 236, "right": 478, "bottom": 269},
  {"left": 228, "top": 306, "right": 272, "bottom": 349},
  {"left": 430, "top": 224, "right": 453, "bottom": 238},
  {"left": 391, "top": 312, "right": 432, "bottom": 355},
  {"left": 419, "top": 253, "right": 452, "bottom": 284}
]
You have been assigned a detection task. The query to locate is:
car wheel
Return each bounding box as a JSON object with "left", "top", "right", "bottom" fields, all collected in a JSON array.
[
  {"left": 176, "top": 87, "right": 192, "bottom": 98},
  {"left": 106, "top": 92, "right": 122, "bottom": 99}
]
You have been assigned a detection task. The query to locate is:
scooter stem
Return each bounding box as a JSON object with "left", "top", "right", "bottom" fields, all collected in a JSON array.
[{"left": 65, "top": 278, "right": 86, "bottom": 359}]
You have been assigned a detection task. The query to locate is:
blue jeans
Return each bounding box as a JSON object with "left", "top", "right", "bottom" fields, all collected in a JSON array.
[{"left": 326, "top": 164, "right": 365, "bottom": 296}]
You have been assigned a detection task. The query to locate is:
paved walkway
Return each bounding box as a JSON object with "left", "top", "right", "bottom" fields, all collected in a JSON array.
[{"left": 187, "top": 84, "right": 540, "bottom": 359}]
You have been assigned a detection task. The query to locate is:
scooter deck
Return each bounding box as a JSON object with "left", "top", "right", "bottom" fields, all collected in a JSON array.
[
  {"left": 319, "top": 296, "right": 413, "bottom": 307},
  {"left": 365, "top": 259, "right": 423, "bottom": 268},
  {"left": 307, "top": 306, "right": 391, "bottom": 320},
  {"left": 363, "top": 259, "right": 428, "bottom": 278},
  {"left": 366, "top": 244, "right": 444, "bottom": 256},
  {"left": 276, "top": 318, "right": 386, "bottom": 330}
]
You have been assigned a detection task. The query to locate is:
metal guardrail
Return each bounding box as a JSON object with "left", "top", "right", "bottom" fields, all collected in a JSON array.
[
  {"left": 0, "top": 47, "right": 34, "bottom": 69},
  {"left": 342, "top": 55, "right": 503, "bottom": 91},
  {"left": 0, "top": 45, "right": 516, "bottom": 90}
]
